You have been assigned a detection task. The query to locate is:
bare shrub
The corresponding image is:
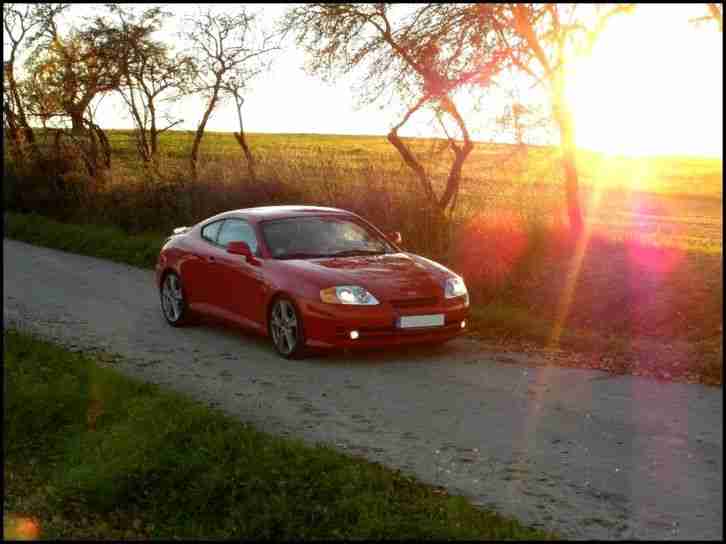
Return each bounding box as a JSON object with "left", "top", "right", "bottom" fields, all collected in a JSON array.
[{"left": 5, "top": 133, "right": 479, "bottom": 258}]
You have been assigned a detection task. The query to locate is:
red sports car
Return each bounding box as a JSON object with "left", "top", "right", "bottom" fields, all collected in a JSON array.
[{"left": 156, "top": 206, "right": 469, "bottom": 358}]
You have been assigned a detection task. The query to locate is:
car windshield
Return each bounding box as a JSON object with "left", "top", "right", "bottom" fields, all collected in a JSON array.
[{"left": 261, "top": 216, "right": 395, "bottom": 260}]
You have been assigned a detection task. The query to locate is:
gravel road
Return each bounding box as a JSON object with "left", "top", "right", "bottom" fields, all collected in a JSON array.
[{"left": 3, "top": 238, "right": 722, "bottom": 540}]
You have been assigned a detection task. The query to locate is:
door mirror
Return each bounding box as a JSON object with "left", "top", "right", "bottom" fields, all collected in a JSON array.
[
  {"left": 227, "top": 241, "right": 253, "bottom": 258},
  {"left": 388, "top": 231, "right": 402, "bottom": 245}
]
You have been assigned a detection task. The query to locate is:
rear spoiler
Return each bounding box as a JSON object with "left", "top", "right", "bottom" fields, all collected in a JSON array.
[{"left": 172, "top": 226, "right": 190, "bottom": 235}]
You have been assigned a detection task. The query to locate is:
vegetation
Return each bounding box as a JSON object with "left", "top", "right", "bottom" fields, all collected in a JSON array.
[
  {"left": 3, "top": 328, "right": 553, "bottom": 539},
  {"left": 182, "top": 7, "right": 278, "bottom": 175},
  {"left": 284, "top": 4, "right": 507, "bottom": 217},
  {"left": 5, "top": 129, "right": 722, "bottom": 387},
  {"left": 5, "top": 129, "right": 721, "bottom": 252},
  {"left": 5, "top": 212, "right": 164, "bottom": 269},
  {"left": 106, "top": 5, "right": 196, "bottom": 163}
]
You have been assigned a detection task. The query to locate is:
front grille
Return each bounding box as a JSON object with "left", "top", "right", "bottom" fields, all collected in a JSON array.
[
  {"left": 389, "top": 297, "right": 438, "bottom": 309},
  {"left": 335, "top": 321, "right": 461, "bottom": 339}
]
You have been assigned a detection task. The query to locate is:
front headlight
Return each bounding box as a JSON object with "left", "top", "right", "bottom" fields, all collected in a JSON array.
[
  {"left": 320, "top": 285, "right": 380, "bottom": 305},
  {"left": 444, "top": 276, "right": 468, "bottom": 300}
]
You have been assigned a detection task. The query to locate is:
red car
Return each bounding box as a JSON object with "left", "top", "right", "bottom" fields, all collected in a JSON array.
[{"left": 156, "top": 206, "right": 469, "bottom": 358}]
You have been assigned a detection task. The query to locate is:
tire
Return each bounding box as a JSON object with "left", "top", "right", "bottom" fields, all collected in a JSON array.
[
  {"left": 268, "top": 296, "right": 306, "bottom": 359},
  {"left": 160, "top": 271, "right": 192, "bottom": 327}
]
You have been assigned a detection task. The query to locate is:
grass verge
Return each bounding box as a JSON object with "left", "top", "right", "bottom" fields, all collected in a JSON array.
[
  {"left": 3, "top": 328, "right": 553, "bottom": 539},
  {"left": 5, "top": 212, "right": 164, "bottom": 269}
]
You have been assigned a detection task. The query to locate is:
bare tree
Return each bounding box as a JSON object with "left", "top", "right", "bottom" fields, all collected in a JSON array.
[
  {"left": 487, "top": 4, "right": 634, "bottom": 233},
  {"left": 224, "top": 77, "right": 259, "bottom": 181},
  {"left": 101, "top": 5, "right": 195, "bottom": 163},
  {"left": 284, "top": 3, "right": 508, "bottom": 216},
  {"left": 183, "top": 7, "right": 278, "bottom": 176},
  {"left": 2, "top": 3, "right": 64, "bottom": 161},
  {"left": 25, "top": 5, "right": 126, "bottom": 134}
]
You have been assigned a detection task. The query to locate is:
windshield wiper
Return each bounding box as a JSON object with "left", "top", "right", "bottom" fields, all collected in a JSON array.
[
  {"left": 328, "top": 249, "right": 387, "bottom": 258},
  {"left": 278, "top": 252, "right": 328, "bottom": 260}
]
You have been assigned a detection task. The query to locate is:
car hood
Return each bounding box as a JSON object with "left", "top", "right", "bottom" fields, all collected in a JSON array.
[{"left": 277, "top": 252, "right": 454, "bottom": 301}]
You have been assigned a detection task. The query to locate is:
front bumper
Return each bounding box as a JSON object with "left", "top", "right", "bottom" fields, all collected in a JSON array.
[{"left": 298, "top": 297, "right": 469, "bottom": 349}]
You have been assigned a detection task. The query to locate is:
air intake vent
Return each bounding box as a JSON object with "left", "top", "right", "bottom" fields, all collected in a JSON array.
[{"left": 390, "top": 297, "right": 438, "bottom": 309}]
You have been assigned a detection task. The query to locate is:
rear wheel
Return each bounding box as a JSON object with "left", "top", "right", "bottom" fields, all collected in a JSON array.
[
  {"left": 269, "top": 297, "right": 305, "bottom": 358},
  {"left": 160, "top": 272, "right": 192, "bottom": 326}
]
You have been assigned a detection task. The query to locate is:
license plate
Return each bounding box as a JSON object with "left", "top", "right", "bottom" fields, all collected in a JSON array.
[{"left": 397, "top": 314, "right": 445, "bottom": 329}]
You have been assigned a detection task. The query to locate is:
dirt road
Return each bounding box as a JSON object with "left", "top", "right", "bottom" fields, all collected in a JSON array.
[{"left": 4, "top": 239, "right": 722, "bottom": 539}]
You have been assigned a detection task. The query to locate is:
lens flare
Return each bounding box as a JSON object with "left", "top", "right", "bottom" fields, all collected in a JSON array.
[
  {"left": 453, "top": 211, "right": 529, "bottom": 295},
  {"left": 549, "top": 187, "right": 604, "bottom": 348},
  {"left": 4, "top": 514, "right": 41, "bottom": 540}
]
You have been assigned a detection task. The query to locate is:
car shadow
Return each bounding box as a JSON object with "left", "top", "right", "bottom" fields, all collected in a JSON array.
[
  {"left": 305, "top": 342, "right": 460, "bottom": 367},
  {"left": 191, "top": 314, "right": 475, "bottom": 367}
]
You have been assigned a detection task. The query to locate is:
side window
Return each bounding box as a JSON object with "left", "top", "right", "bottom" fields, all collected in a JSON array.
[
  {"left": 201, "top": 221, "right": 223, "bottom": 243},
  {"left": 217, "top": 219, "right": 259, "bottom": 254}
]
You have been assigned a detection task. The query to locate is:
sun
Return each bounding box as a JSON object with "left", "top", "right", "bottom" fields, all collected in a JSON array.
[{"left": 565, "top": 4, "right": 723, "bottom": 157}]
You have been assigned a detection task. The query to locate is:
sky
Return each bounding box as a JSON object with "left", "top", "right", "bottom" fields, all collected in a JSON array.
[{"left": 5, "top": 3, "right": 724, "bottom": 157}]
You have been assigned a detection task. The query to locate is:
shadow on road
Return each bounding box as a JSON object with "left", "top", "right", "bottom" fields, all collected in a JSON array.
[{"left": 192, "top": 314, "right": 476, "bottom": 368}]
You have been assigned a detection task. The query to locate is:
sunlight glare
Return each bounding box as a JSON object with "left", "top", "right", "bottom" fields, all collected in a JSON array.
[{"left": 566, "top": 4, "right": 723, "bottom": 157}]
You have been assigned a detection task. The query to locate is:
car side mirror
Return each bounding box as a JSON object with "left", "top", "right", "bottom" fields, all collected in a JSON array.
[
  {"left": 388, "top": 231, "right": 402, "bottom": 245},
  {"left": 227, "top": 241, "right": 258, "bottom": 263}
]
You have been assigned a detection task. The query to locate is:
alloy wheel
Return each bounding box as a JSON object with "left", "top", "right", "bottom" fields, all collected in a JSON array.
[
  {"left": 270, "top": 298, "right": 301, "bottom": 357},
  {"left": 161, "top": 273, "right": 186, "bottom": 325}
]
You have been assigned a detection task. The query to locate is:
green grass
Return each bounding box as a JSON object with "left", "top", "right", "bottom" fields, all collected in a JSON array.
[
  {"left": 3, "top": 328, "right": 554, "bottom": 540},
  {"left": 5, "top": 212, "right": 165, "bottom": 269}
]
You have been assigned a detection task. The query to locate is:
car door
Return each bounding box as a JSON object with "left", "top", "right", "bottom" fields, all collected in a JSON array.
[
  {"left": 214, "top": 218, "right": 267, "bottom": 331},
  {"left": 183, "top": 219, "right": 224, "bottom": 312}
]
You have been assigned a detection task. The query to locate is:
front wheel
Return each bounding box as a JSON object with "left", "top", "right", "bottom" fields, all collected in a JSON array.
[
  {"left": 160, "top": 272, "right": 192, "bottom": 326},
  {"left": 269, "top": 297, "right": 305, "bottom": 359}
]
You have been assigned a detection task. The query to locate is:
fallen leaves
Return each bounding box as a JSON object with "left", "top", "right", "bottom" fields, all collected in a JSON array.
[{"left": 480, "top": 335, "right": 719, "bottom": 386}]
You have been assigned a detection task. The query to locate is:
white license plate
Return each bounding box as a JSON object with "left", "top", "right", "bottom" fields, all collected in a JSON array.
[{"left": 397, "top": 314, "right": 445, "bottom": 329}]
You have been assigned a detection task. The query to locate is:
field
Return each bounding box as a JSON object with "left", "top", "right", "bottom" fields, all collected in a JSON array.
[
  {"left": 104, "top": 130, "right": 723, "bottom": 249},
  {"left": 4, "top": 129, "right": 723, "bottom": 384},
  {"left": 14, "top": 129, "right": 723, "bottom": 252}
]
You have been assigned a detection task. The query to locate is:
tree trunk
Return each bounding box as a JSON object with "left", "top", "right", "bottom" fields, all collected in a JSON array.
[
  {"left": 233, "top": 95, "right": 256, "bottom": 181},
  {"left": 439, "top": 139, "right": 473, "bottom": 214},
  {"left": 4, "top": 62, "right": 37, "bottom": 152},
  {"left": 559, "top": 128, "right": 583, "bottom": 234},
  {"left": 3, "top": 105, "right": 25, "bottom": 166},
  {"left": 91, "top": 122, "right": 112, "bottom": 169},
  {"left": 553, "top": 101, "right": 583, "bottom": 234},
  {"left": 70, "top": 111, "right": 85, "bottom": 134},
  {"left": 437, "top": 95, "right": 474, "bottom": 215},
  {"left": 561, "top": 138, "right": 583, "bottom": 234},
  {"left": 191, "top": 87, "right": 220, "bottom": 177},
  {"left": 136, "top": 130, "right": 151, "bottom": 163},
  {"left": 149, "top": 102, "right": 158, "bottom": 159},
  {"left": 387, "top": 127, "right": 436, "bottom": 203},
  {"left": 234, "top": 132, "right": 256, "bottom": 181}
]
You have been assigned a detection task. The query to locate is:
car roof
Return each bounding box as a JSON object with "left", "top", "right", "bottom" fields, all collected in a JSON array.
[{"left": 204, "top": 205, "right": 356, "bottom": 223}]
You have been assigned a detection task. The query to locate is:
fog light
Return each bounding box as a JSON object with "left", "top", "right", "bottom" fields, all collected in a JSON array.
[
  {"left": 461, "top": 320, "right": 466, "bottom": 329},
  {"left": 350, "top": 330, "right": 360, "bottom": 340}
]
